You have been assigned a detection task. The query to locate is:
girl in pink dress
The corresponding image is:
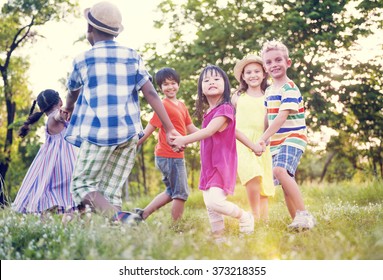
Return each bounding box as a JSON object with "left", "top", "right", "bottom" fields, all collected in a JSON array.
[
  {"left": 171, "top": 65, "right": 259, "bottom": 242},
  {"left": 12, "top": 89, "right": 77, "bottom": 215}
]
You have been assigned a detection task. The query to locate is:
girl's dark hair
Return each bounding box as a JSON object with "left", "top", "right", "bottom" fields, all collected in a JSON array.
[
  {"left": 18, "top": 89, "right": 60, "bottom": 138},
  {"left": 237, "top": 63, "right": 269, "bottom": 94},
  {"left": 155, "top": 67, "right": 180, "bottom": 87},
  {"left": 195, "top": 65, "right": 231, "bottom": 120}
]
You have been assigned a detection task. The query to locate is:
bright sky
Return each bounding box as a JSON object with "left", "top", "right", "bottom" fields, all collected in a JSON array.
[
  {"left": 2, "top": 0, "right": 382, "bottom": 101},
  {"left": 14, "top": 0, "right": 167, "bottom": 97}
]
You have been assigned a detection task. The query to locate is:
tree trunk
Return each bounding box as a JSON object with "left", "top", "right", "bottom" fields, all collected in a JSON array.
[
  {"left": 0, "top": 170, "right": 7, "bottom": 207},
  {"left": 0, "top": 88, "right": 16, "bottom": 207},
  {"left": 319, "top": 151, "right": 337, "bottom": 183}
]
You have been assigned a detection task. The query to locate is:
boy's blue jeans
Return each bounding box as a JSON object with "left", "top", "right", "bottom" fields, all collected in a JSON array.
[{"left": 155, "top": 157, "right": 189, "bottom": 201}]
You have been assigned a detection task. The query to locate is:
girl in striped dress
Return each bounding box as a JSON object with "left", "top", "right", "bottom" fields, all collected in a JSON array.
[{"left": 12, "top": 89, "right": 78, "bottom": 216}]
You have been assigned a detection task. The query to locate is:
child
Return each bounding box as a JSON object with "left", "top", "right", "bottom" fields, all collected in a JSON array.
[
  {"left": 135, "top": 68, "right": 199, "bottom": 221},
  {"left": 171, "top": 65, "right": 255, "bottom": 241},
  {"left": 257, "top": 40, "right": 315, "bottom": 230},
  {"left": 12, "top": 89, "right": 78, "bottom": 216},
  {"left": 232, "top": 54, "right": 275, "bottom": 221},
  {"left": 62, "top": 1, "right": 181, "bottom": 224}
]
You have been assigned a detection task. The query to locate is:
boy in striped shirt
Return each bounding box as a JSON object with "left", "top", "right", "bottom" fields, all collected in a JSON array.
[{"left": 257, "top": 40, "right": 315, "bottom": 230}]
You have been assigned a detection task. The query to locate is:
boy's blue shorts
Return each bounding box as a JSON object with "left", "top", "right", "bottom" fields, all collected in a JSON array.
[
  {"left": 155, "top": 156, "right": 189, "bottom": 201},
  {"left": 272, "top": 145, "right": 303, "bottom": 186}
]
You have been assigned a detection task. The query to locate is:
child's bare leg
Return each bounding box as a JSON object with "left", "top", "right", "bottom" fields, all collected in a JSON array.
[
  {"left": 245, "top": 177, "right": 262, "bottom": 220},
  {"left": 142, "top": 192, "right": 172, "bottom": 220},
  {"left": 273, "top": 167, "right": 305, "bottom": 219},
  {"left": 171, "top": 198, "right": 185, "bottom": 221},
  {"left": 260, "top": 196, "right": 269, "bottom": 221},
  {"left": 282, "top": 188, "right": 297, "bottom": 218},
  {"left": 82, "top": 191, "right": 119, "bottom": 218}
]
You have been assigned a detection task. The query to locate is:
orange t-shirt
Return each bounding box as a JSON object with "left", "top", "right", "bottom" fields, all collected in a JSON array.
[{"left": 150, "top": 98, "right": 192, "bottom": 158}]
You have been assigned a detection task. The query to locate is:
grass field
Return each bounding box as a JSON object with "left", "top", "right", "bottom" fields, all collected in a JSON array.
[{"left": 1, "top": 179, "right": 382, "bottom": 260}]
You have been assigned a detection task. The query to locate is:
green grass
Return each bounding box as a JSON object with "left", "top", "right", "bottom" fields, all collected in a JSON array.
[{"left": 1, "top": 180, "right": 382, "bottom": 260}]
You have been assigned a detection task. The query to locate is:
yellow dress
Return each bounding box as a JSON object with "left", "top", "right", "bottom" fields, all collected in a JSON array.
[{"left": 236, "top": 93, "right": 275, "bottom": 196}]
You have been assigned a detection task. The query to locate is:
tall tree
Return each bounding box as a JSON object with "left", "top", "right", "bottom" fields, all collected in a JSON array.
[
  {"left": 337, "top": 57, "right": 383, "bottom": 177},
  {"left": 142, "top": 0, "right": 383, "bottom": 181},
  {"left": 0, "top": 0, "right": 79, "bottom": 206}
]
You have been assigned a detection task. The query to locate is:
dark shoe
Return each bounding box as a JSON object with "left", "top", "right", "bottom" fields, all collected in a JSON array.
[
  {"left": 113, "top": 211, "right": 142, "bottom": 225},
  {"left": 133, "top": 208, "right": 144, "bottom": 219}
]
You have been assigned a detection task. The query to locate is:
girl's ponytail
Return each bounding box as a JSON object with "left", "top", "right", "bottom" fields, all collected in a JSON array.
[
  {"left": 29, "top": 100, "right": 37, "bottom": 116},
  {"left": 18, "top": 89, "right": 60, "bottom": 138},
  {"left": 18, "top": 100, "right": 44, "bottom": 138}
]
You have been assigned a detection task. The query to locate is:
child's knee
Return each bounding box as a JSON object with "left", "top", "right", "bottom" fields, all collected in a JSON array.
[
  {"left": 205, "top": 199, "right": 226, "bottom": 212},
  {"left": 273, "top": 166, "right": 287, "bottom": 179}
]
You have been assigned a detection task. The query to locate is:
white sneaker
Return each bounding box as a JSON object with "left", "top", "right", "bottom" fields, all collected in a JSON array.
[
  {"left": 239, "top": 212, "right": 254, "bottom": 234},
  {"left": 288, "top": 210, "right": 316, "bottom": 230}
]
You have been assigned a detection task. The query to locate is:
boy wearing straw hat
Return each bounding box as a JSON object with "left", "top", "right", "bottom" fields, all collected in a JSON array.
[{"left": 63, "top": 1, "right": 181, "bottom": 224}]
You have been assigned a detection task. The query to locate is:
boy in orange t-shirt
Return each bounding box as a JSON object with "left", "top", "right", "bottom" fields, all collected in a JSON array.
[{"left": 136, "top": 68, "right": 198, "bottom": 221}]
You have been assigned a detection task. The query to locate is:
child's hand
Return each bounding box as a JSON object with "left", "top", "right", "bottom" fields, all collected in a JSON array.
[
  {"left": 53, "top": 109, "right": 67, "bottom": 124},
  {"left": 170, "top": 135, "right": 186, "bottom": 152},
  {"left": 264, "top": 138, "right": 270, "bottom": 146},
  {"left": 59, "top": 109, "right": 69, "bottom": 122},
  {"left": 60, "top": 106, "right": 73, "bottom": 121},
  {"left": 252, "top": 140, "right": 266, "bottom": 157},
  {"left": 167, "top": 129, "right": 185, "bottom": 152}
]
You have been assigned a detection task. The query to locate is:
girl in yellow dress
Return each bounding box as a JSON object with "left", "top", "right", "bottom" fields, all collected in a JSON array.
[{"left": 232, "top": 54, "right": 275, "bottom": 221}]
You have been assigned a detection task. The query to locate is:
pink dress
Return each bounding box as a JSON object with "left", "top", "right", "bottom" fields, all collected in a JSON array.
[
  {"left": 12, "top": 118, "right": 77, "bottom": 214},
  {"left": 199, "top": 103, "right": 237, "bottom": 195}
]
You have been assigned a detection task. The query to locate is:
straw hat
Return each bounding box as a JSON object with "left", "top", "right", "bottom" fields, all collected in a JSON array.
[
  {"left": 233, "top": 54, "right": 263, "bottom": 82},
  {"left": 84, "top": 1, "right": 124, "bottom": 36}
]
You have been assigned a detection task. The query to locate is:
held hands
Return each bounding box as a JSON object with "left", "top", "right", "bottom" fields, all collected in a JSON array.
[
  {"left": 58, "top": 109, "right": 69, "bottom": 123},
  {"left": 170, "top": 134, "right": 186, "bottom": 152},
  {"left": 53, "top": 107, "right": 70, "bottom": 124},
  {"left": 53, "top": 110, "right": 66, "bottom": 124},
  {"left": 60, "top": 106, "right": 74, "bottom": 121},
  {"left": 167, "top": 129, "right": 185, "bottom": 153},
  {"left": 252, "top": 139, "right": 267, "bottom": 157}
]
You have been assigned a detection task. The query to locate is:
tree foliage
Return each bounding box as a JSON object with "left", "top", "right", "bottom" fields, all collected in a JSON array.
[
  {"left": 141, "top": 0, "right": 383, "bottom": 182},
  {"left": 0, "top": 0, "right": 79, "bottom": 205}
]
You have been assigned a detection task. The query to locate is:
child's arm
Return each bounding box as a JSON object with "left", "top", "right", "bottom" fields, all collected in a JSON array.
[
  {"left": 264, "top": 109, "right": 269, "bottom": 131},
  {"left": 141, "top": 81, "right": 182, "bottom": 150},
  {"left": 263, "top": 110, "right": 270, "bottom": 146},
  {"left": 236, "top": 129, "right": 265, "bottom": 156},
  {"left": 260, "top": 109, "right": 290, "bottom": 143},
  {"left": 231, "top": 91, "right": 240, "bottom": 108},
  {"left": 47, "top": 110, "right": 67, "bottom": 135},
  {"left": 186, "top": 123, "right": 199, "bottom": 134},
  {"left": 137, "top": 123, "right": 156, "bottom": 146},
  {"left": 62, "top": 89, "right": 81, "bottom": 120},
  {"left": 171, "top": 116, "right": 228, "bottom": 147}
]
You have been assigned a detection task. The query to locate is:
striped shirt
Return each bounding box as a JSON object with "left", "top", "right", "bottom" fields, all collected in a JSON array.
[
  {"left": 65, "top": 40, "right": 150, "bottom": 147},
  {"left": 264, "top": 81, "right": 307, "bottom": 155}
]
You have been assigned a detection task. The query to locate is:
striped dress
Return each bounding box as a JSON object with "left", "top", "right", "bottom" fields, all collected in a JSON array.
[
  {"left": 12, "top": 116, "right": 78, "bottom": 214},
  {"left": 264, "top": 80, "right": 308, "bottom": 155}
]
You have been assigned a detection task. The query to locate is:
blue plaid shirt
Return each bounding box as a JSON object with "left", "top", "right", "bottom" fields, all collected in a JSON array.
[{"left": 65, "top": 40, "right": 150, "bottom": 147}]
